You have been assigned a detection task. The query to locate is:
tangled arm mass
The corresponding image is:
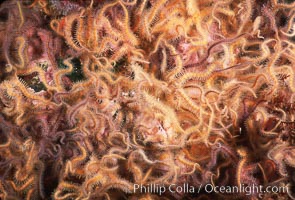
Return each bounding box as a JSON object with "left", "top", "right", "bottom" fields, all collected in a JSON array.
[{"left": 0, "top": 0, "right": 295, "bottom": 199}]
